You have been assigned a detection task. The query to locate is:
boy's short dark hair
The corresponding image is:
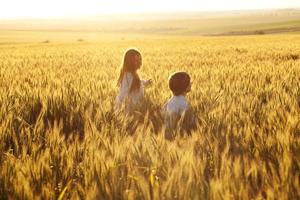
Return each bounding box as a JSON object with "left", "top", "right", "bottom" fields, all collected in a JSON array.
[{"left": 168, "top": 71, "right": 191, "bottom": 96}]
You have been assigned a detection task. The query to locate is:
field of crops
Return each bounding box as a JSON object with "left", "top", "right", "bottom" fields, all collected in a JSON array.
[{"left": 0, "top": 33, "right": 300, "bottom": 199}]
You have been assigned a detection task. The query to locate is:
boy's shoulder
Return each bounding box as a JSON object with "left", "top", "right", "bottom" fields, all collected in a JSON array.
[
  {"left": 164, "top": 95, "right": 189, "bottom": 114},
  {"left": 176, "top": 95, "right": 189, "bottom": 110}
]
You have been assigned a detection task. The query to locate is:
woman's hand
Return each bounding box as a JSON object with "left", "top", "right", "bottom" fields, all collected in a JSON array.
[{"left": 144, "top": 79, "right": 153, "bottom": 87}]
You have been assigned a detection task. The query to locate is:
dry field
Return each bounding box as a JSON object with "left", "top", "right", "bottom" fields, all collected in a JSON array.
[{"left": 0, "top": 33, "right": 300, "bottom": 199}]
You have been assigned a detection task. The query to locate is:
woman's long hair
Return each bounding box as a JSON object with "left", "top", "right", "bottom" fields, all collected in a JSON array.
[{"left": 117, "top": 48, "right": 141, "bottom": 92}]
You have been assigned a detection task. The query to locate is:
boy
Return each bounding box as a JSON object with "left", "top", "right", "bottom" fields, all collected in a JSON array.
[{"left": 162, "top": 71, "right": 195, "bottom": 139}]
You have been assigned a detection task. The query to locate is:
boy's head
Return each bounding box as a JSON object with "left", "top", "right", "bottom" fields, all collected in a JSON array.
[{"left": 168, "top": 71, "right": 191, "bottom": 96}]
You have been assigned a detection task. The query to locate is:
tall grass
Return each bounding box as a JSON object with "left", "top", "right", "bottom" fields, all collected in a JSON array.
[{"left": 0, "top": 35, "right": 300, "bottom": 199}]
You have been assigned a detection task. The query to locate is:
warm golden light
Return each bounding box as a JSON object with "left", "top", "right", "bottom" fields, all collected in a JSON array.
[{"left": 0, "top": 0, "right": 299, "bottom": 19}]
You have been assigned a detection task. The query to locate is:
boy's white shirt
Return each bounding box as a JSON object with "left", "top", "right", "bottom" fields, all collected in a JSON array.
[
  {"left": 163, "top": 95, "right": 189, "bottom": 130},
  {"left": 115, "top": 72, "right": 145, "bottom": 110},
  {"left": 164, "top": 95, "right": 189, "bottom": 115}
]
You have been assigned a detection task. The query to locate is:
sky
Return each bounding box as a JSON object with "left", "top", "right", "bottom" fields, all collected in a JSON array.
[{"left": 0, "top": 0, "right": 300, "bottom": 19}]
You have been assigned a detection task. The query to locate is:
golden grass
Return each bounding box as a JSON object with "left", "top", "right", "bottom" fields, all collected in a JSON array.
[{"left": 0, "top": 34, "right": 300, "bottom": 199}]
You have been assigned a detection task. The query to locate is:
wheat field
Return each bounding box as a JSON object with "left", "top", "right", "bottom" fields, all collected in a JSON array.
[{"left": 0, "top": 33, "right": 300, "bottom": 199}]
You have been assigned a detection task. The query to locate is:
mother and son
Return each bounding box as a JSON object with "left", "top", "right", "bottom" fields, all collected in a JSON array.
[{"left": 114, "top": 48, "right": 195, "bottom": 139}]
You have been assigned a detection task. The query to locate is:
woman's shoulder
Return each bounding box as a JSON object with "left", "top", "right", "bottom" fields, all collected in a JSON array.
[
  {"left": 122, "top": 72, "right": 133, "bottom": 82},
  {"left": 123, "top": 72, "right": 132, "bottom": 76}
]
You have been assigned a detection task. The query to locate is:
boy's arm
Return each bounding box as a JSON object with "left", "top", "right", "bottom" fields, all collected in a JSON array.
[
  {"left": 181, "top": 107, "right": 197, "bottom": 134},
  {"left": 164, "top": 112, "right": 180, "bottom": 140}
]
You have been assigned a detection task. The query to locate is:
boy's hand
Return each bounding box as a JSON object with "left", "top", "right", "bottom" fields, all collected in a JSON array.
[{"left": 144, "top": 79, "right": 153, "bottom": 87}]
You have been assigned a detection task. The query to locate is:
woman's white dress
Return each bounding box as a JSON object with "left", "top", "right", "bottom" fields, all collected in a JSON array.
[{"left": 115, "top": 72, "right": 145, "bottom": 112}]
